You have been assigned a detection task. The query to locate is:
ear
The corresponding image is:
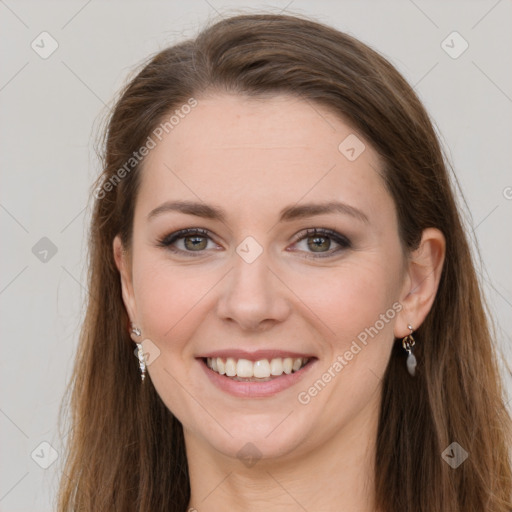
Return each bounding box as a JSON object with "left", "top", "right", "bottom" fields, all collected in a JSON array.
[
  {"left": 394, "top": 227, "right": 446, "bottom": 337},
  {"left": 113, "top": 235, "right": 138, "bottom": 332}
]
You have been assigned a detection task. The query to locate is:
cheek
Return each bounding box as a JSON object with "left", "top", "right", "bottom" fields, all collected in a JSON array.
[
  {"left": 297, "top": 256, "right": 401, "bottom": 348},
  {"left": 293, "top": 259, "right": 401, "bottom": 423},
  {"left": 131, "top": 260, "right": 216, "bottom": 420},
  {"left": 132, "top": 258, "right": 219, "bottom": 356}
]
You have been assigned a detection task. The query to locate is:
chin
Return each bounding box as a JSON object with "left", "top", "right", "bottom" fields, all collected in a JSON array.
[{"left": 193, "top": 409, "right": 318, "bottom": 464}]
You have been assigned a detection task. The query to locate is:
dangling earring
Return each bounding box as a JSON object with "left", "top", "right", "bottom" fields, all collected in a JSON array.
[
  {"left": 130, "top": 322, "right": 146, "bottom": 382},
  {"left": 402, "top": 324, "right": 417, "bottom": 376}
]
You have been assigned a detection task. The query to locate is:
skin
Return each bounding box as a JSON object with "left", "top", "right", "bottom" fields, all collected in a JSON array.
[{"left": 113, "top": 93, "right": 445, "bottom": 512}]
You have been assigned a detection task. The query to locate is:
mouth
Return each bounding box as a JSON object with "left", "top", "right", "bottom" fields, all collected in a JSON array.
[
  {"left": 197, "top": 352, "right": 317, "bottom": 398},
  {"left": 203, "top": 356, "right": 310, "bottom": 381}
]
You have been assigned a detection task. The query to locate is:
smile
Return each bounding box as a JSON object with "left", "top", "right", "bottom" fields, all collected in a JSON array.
[
  {"left": 205, "top": 356, "right": 309, "bottom": 381},
  {"left": 198, "top": 352, "right": 317, "bottom": 398}
]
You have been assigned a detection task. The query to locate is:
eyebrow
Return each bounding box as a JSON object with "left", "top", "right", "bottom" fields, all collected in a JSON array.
[{"left": 147, "top": 199, "right": 369, "bottom": 224}]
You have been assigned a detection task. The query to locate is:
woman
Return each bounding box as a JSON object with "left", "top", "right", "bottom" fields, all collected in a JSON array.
[{"left": 57, "top": 13, "right": 512, "bottom": 512}]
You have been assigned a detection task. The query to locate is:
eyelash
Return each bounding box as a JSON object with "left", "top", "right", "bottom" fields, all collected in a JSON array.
[{"left": 156, "top": 227, "right": 351, "bottom": 259}]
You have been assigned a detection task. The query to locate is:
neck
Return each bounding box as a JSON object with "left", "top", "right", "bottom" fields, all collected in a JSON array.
[{"left": 185, "top": 395, "right": 380, "bottom": 512}]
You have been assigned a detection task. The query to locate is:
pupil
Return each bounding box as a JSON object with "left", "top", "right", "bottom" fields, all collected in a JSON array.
[{"left": 308, "top": 236, "right": 330, "bottom": 252}]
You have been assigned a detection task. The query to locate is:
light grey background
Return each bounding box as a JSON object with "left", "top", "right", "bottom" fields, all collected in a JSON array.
[{"left": 1, "top": 1, "right": 511, "bottom": 510}]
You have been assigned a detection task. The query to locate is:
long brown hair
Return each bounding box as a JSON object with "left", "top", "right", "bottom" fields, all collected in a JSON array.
[{"left": 57, "top": 13, "right": 512, "bottom": 511}]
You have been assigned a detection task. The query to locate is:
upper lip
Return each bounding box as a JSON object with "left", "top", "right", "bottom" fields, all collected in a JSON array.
[{"left": 197, "top": 349, "right": 316, "bottom": 361}]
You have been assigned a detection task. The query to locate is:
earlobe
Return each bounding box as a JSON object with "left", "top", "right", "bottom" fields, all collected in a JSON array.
[
  {"left": 394, "top": 227, "right": 446, "bottom": 338},
  {"left": 113, "top": 235, "right": 138, "bottom": 325}
]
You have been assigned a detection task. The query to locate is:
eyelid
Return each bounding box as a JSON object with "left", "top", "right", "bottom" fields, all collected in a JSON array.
[
  {"left": 158, "top": 227, "right": 212, "bottom": 245},
  {"left": 291, "top": 227, "right": 350, "bottom": 245}
]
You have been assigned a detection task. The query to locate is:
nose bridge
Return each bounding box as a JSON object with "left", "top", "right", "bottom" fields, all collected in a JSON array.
[{"left": 215, "top": 244, "right": 290, "bottom": 330}]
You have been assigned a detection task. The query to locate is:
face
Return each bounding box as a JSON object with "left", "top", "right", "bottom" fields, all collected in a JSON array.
[{"left": 115, "top": 93, "right": 408, "bottom": 463}]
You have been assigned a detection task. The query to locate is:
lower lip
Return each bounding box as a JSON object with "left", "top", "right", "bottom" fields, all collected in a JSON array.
[{"left": 198, "top": 358, "right": 317, "bottom": 398}]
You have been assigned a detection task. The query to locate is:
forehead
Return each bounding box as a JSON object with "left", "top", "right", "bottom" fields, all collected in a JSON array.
[{"left": 136, "top": 93, "right": 392, "bottom": 225}]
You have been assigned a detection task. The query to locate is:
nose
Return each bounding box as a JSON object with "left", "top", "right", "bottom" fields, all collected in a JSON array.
[{"left": 215, "top": 249, "right": 292, "bottom": 332}]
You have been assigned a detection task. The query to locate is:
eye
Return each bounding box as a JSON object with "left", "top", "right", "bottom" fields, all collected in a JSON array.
[
  {"left": 156, "top": 228, "right": 219, "bottom": 256},
  {"left": 290, "top": 228, "right": 351, "bottom": 258},
  {"left": 156, "top": 227, "right": 351, "bottom": 259}
]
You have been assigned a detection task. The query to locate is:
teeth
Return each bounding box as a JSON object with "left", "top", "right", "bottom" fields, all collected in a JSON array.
[
  {"left": 270, "top": 358, "right": 283, "bottom": 376},
  {"left": 236, "top": 359, "right": 253, "bottom": 378},
  {"left": 253, "top": 359, "right": 270, "bottom": 378},
  {"left": 225, "top": 357, "right": 236, "bottom": 377},
  {"left": 206, "top": 356, "right": 309, "bottom": 379},
  {"left": 283, "top": 357, "right": 293, "bottom": 374}
]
